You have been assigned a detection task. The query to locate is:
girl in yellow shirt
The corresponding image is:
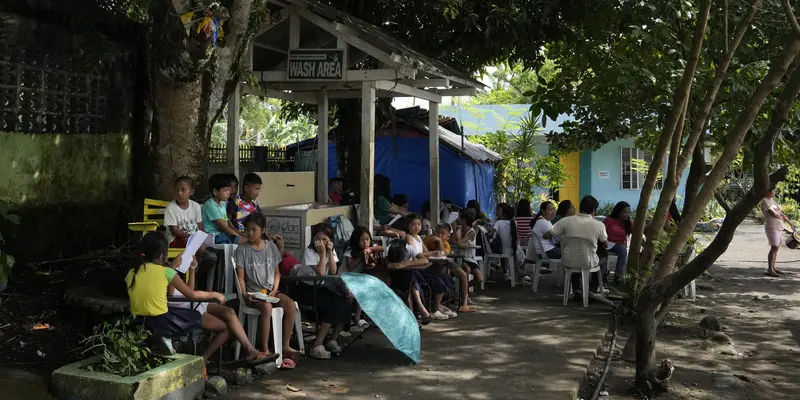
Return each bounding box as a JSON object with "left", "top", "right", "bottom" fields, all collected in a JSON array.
[{"left": 126, "top": 232, "right": 272, "bottom": 367}]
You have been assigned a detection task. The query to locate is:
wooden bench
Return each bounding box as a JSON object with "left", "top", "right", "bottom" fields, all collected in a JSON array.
[{"left": 128, "top": 198, "right": 184, "bottom": 259}]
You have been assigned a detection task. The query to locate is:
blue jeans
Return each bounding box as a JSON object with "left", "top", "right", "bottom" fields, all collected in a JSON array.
[{"left": 608, "top": 243, "right": 628, "bottom": 280}]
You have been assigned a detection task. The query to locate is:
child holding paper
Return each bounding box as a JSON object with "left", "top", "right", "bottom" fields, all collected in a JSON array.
[{"left": 164, "top": 176, "right": 217, "bottom": 289}]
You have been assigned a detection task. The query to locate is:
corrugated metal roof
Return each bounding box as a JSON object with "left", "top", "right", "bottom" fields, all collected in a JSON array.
[{"left": 398, "top": 109, "right": 501, "bottom": 163}]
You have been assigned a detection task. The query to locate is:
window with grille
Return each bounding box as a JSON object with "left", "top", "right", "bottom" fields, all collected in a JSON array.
[{"left": 620, "top": 147, "right": 663, "bottom": 190}]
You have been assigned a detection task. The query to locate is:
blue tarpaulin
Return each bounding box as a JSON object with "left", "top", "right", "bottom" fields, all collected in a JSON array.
[{"left": 321, "top": 137, "right": 496, "bottom": 215}]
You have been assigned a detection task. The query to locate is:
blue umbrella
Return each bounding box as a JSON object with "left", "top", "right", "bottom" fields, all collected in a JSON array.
[{"left": 340, "top": 272, "right": 420, "bottom": 364}]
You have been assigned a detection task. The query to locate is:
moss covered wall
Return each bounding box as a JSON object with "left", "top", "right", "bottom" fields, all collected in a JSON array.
[
  {"left": 0, "top": 132, "right": 132, "bottom": 259},
  {"left": 0, "top": 132, "right": 130, "bottom": 204}
]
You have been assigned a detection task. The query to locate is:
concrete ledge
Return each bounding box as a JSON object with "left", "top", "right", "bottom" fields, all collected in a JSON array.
[{"left": 52, "top": 353, "right": 204, "bottom": 400}]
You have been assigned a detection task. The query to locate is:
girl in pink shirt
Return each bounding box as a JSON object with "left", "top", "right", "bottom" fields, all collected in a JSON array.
[{"left": 603, "top": 202, "right": 633, "bottom": 284}]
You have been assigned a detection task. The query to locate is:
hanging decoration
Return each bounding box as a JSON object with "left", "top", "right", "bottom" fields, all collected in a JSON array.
[{"left": 178, "top": 2, "right": 227, "bottom": 47}]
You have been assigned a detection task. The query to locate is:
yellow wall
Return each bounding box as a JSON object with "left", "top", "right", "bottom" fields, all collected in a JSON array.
[{"left": 558, "top": 152, "right": 580, "bottom": 205}]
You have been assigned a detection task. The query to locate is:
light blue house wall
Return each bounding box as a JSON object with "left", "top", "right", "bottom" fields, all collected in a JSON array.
[
  {"left": 578, "top": 138, "right": 690, "bottom": 212},
  {"left": 439, "top": 105, "right": 691, "bottom": 212}
]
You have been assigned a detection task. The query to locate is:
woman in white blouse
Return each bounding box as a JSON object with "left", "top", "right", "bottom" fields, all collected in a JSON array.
[{"left": 528, "top": 201, "right": 561, "bottom": 259}]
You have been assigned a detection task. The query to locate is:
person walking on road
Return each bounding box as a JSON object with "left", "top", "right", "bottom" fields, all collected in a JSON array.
[{"left": 760, "top": 191, "right": 795, "bottom": 277}]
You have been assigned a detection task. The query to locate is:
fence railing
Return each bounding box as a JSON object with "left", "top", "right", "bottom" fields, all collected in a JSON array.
[{"left": 208, "top": 145, "right": 293, "bottom": 164}]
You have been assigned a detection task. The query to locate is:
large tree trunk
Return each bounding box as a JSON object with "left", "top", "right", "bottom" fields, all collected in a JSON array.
[{"left": 147, "top": 0, "right": 257, "bottom": 198}]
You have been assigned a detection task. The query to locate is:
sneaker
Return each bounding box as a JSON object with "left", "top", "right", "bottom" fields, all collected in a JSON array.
[
  {"left": 357, "top": 319, "right": 369, "bottom": 329},
  {"left": 439, "top": 306, "right": 458, "bottom": 319},
  {"left": 431, "top": 310, "right": 450, "bottom": 320},
  {"left": 326, "top": 340, "right": 342, "bottom": 353},
  {"left": 309, "top": 345, "right": 331, "bottom": 359}
]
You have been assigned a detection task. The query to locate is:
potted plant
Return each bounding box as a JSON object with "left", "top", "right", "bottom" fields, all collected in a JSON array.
[{"left": 52, "top": 318, "right": 205, "bottom": 400}]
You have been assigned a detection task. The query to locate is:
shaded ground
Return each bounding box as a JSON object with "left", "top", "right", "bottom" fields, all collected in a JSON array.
[
  {"left": 581, "top": 220, "right": 800, "bottom": 399},
  {"left": 231, "top": 282, "right": 611, "bottom": 400}
]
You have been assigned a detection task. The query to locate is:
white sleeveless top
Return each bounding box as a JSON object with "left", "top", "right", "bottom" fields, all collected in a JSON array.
[{"left": 407, "top": 235, "right": 424, "bottom": 260}]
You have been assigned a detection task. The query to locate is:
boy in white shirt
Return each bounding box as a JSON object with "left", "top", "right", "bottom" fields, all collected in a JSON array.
[{"left": 164, "top": 176, "right": 218, "bottom": 289}]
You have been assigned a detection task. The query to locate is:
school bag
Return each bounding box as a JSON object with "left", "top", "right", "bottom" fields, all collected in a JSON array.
[{"left": 327, "top": 215, "right": 355, "bottom": 260}]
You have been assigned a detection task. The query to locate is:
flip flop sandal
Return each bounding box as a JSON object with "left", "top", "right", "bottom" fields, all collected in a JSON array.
[
  {"left": 765, "top": 271, "right": 780, "bottom": 277},
  {"left": 420, "top": 315, "right": 432, "bottom": 325},
  {"left": 247, "top": 352, "right": 279, "bottom": 366},
  {"left": 280, "top": 358, "right": 296, "bottom": 370},
  {"left": 458, "top": 306, "right": 477, "bottom": 313}
]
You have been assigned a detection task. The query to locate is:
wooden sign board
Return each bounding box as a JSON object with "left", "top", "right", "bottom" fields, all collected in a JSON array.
[{"left": 288, "top": 49, "right": 344, "bottom": 80}]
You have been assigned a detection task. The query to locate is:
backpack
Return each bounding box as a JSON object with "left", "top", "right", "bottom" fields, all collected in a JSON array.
[{"left": 327, "top": 215, "right": 355, "bottom": 260}]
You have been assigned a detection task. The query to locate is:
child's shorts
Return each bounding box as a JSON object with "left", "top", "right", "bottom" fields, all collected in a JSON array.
[{"left": 141, "top": 307, "right": 202, "bottom": 338}]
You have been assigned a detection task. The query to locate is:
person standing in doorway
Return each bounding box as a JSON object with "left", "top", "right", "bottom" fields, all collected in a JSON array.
[{"left": 761, "top": 191, "right": 795, "bottom": 277}]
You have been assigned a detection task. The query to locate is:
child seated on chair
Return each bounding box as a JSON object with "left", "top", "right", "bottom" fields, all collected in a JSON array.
[
  {"left": 164, "top": 176, "right": 218, "bottom": 290},
  {"left": 235, "top": 213, "right": 301, "bottom": 366},
  {"left": 228, "top": 173, "right": 263, "bottom": 232},
  {"left": 384, "top": 239, "right": 432, "bottom": 327},
  {"left": 426, "top": 222, "right": 477, "bottom": 313},
  {"left": 292, "top": 223, "right": 354, "bottom": 359},
  {"left": 450, "top": 209, "right": 485, "bottom": 287},
  {"left": 343, "top": 226, "right": 386, "bottom": 328},
  {"left": 202, "top": 174, "right": 247, "bottom": 245},
  {"left": 128, "top": 232, "right": 271, "bottom": 370},
  {"left": 404, "top": 213, "right": 454, "bottom": 321}
]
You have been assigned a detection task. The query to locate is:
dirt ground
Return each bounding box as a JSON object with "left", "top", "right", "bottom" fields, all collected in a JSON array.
[
  {"left": 231, "top": 283, "right": 611, "bottom": 400},
  {"left": 580, "top": 220, "right": 800, "bottom": 400}
]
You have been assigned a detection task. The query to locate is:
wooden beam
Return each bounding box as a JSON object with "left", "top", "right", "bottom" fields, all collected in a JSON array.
[
  {"left": 257, "top": 69, "right": 414, "bottom": 83},
  {"left": 374, "top": 80, "right": 442, "bottom": 103},
  {"left": 402, "top": 78, "right": 449, "bottom": 88},
  {"left": 433, "top": 88, "right": 479, "bottom": 97},
  {"left": 289, "top": 12, "right": 300, "bottom": 49},
  {"left": 261, "top": 81, "right": 362, "bottom": 91},
  {"left": 360, "top": 81, "right": 376, "bottom": 233},
  {"left": 253, "top": 42, "right": 288, "bottom": 55},
  {"left": 337, "top": 37, "right": 348, "bottom": 71},
  {"left": 227, "top": 85, "right": 241, "bottom": 177},
  {"left": 240, "top": 84, "right": 317, "bottom": 104},
  {"left": 290, "top": 6, "right": 405, "bottom": 70},
  {"left": 316, "top": 91, "right": 329, "bottom": 203},
  {"left": 429, "top": 101, "right": 440, "bottom": 228}
]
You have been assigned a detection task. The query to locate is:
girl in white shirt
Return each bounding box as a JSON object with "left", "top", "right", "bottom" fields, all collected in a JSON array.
[{"left": 528, "top": 201, "right": 561, "bottom": 260}]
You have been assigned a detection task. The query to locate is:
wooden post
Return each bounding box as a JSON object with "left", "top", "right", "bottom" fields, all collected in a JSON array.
[
  {"left": 227, "top": 84, "right": 240, "bottom": 178},
  {"left": 359, "top": 82, "right": 376, "bottom": 233},
  {"left": 316, "top": 90, "right": 329, "bottom": 202},
  {"left": 429, "top": 101, "right": 440, "bottom": 227}
]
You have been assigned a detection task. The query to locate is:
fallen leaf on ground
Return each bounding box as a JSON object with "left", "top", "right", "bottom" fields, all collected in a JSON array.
[{"left": 287, "top": 385, "right": 302, "bottom": 392}]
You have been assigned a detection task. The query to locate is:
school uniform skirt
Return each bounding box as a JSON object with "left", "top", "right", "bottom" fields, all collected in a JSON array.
[{"left": 141, "top": 307, "right": 202, "bottom": 338}]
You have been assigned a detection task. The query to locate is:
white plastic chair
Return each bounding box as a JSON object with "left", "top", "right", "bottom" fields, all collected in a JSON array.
[
  {"left": 527, "top": 236, "right": 562, "bottom": 293},
  {"left": 230, "top": 257, "right": 304, "bottom": 365},
  {"left": 478, "top": 226, "right": 515, "bottom": 287},
  {"left": 560, "top": 237, "right": 604, "bottom": 308}
]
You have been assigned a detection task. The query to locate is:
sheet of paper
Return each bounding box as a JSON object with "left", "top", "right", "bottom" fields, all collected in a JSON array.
[
  {"left": 178, "top": 230, "right": 208, "bottom": 273},
  {"left": 606, "top": 241, "right": 615, "bottom": 250}
]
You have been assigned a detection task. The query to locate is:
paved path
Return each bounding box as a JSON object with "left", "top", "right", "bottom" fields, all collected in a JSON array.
[{"left": 231, "top": 278, "right": 610, "bottom": 400}]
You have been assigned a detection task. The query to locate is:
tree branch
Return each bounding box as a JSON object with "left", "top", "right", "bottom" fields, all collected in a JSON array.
[
  {"left": 714, "top": 189, "right": 733, "bottom": 214},
  {"left": 676, "top": 0, "right": 762, "bottom": 175},
  {"left": 656, "top": 37, "right": 800, "bottom": 276},
  {"left": 629, "top": 0, "right": 713, "bottom": 276},
  {"left": 783, "top": 0, "right": 800, "bottom": 37}
]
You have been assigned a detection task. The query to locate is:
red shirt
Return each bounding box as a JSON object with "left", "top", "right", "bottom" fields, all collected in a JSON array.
[
  {"left": 603, "top": 217, "right": 632, "bottom": 245},
  {"left": 329, "top": 192, "right": 341, "bottom": 204}
]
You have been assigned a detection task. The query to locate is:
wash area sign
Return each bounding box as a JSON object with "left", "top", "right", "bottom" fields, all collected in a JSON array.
[{"left": 288, "top": 49, "right": 344, "bottom": 80}]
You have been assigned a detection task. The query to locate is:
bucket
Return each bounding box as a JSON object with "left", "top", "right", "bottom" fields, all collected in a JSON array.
[{"left": 788, "top": 231, "right": 800, "bottom": 250}]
